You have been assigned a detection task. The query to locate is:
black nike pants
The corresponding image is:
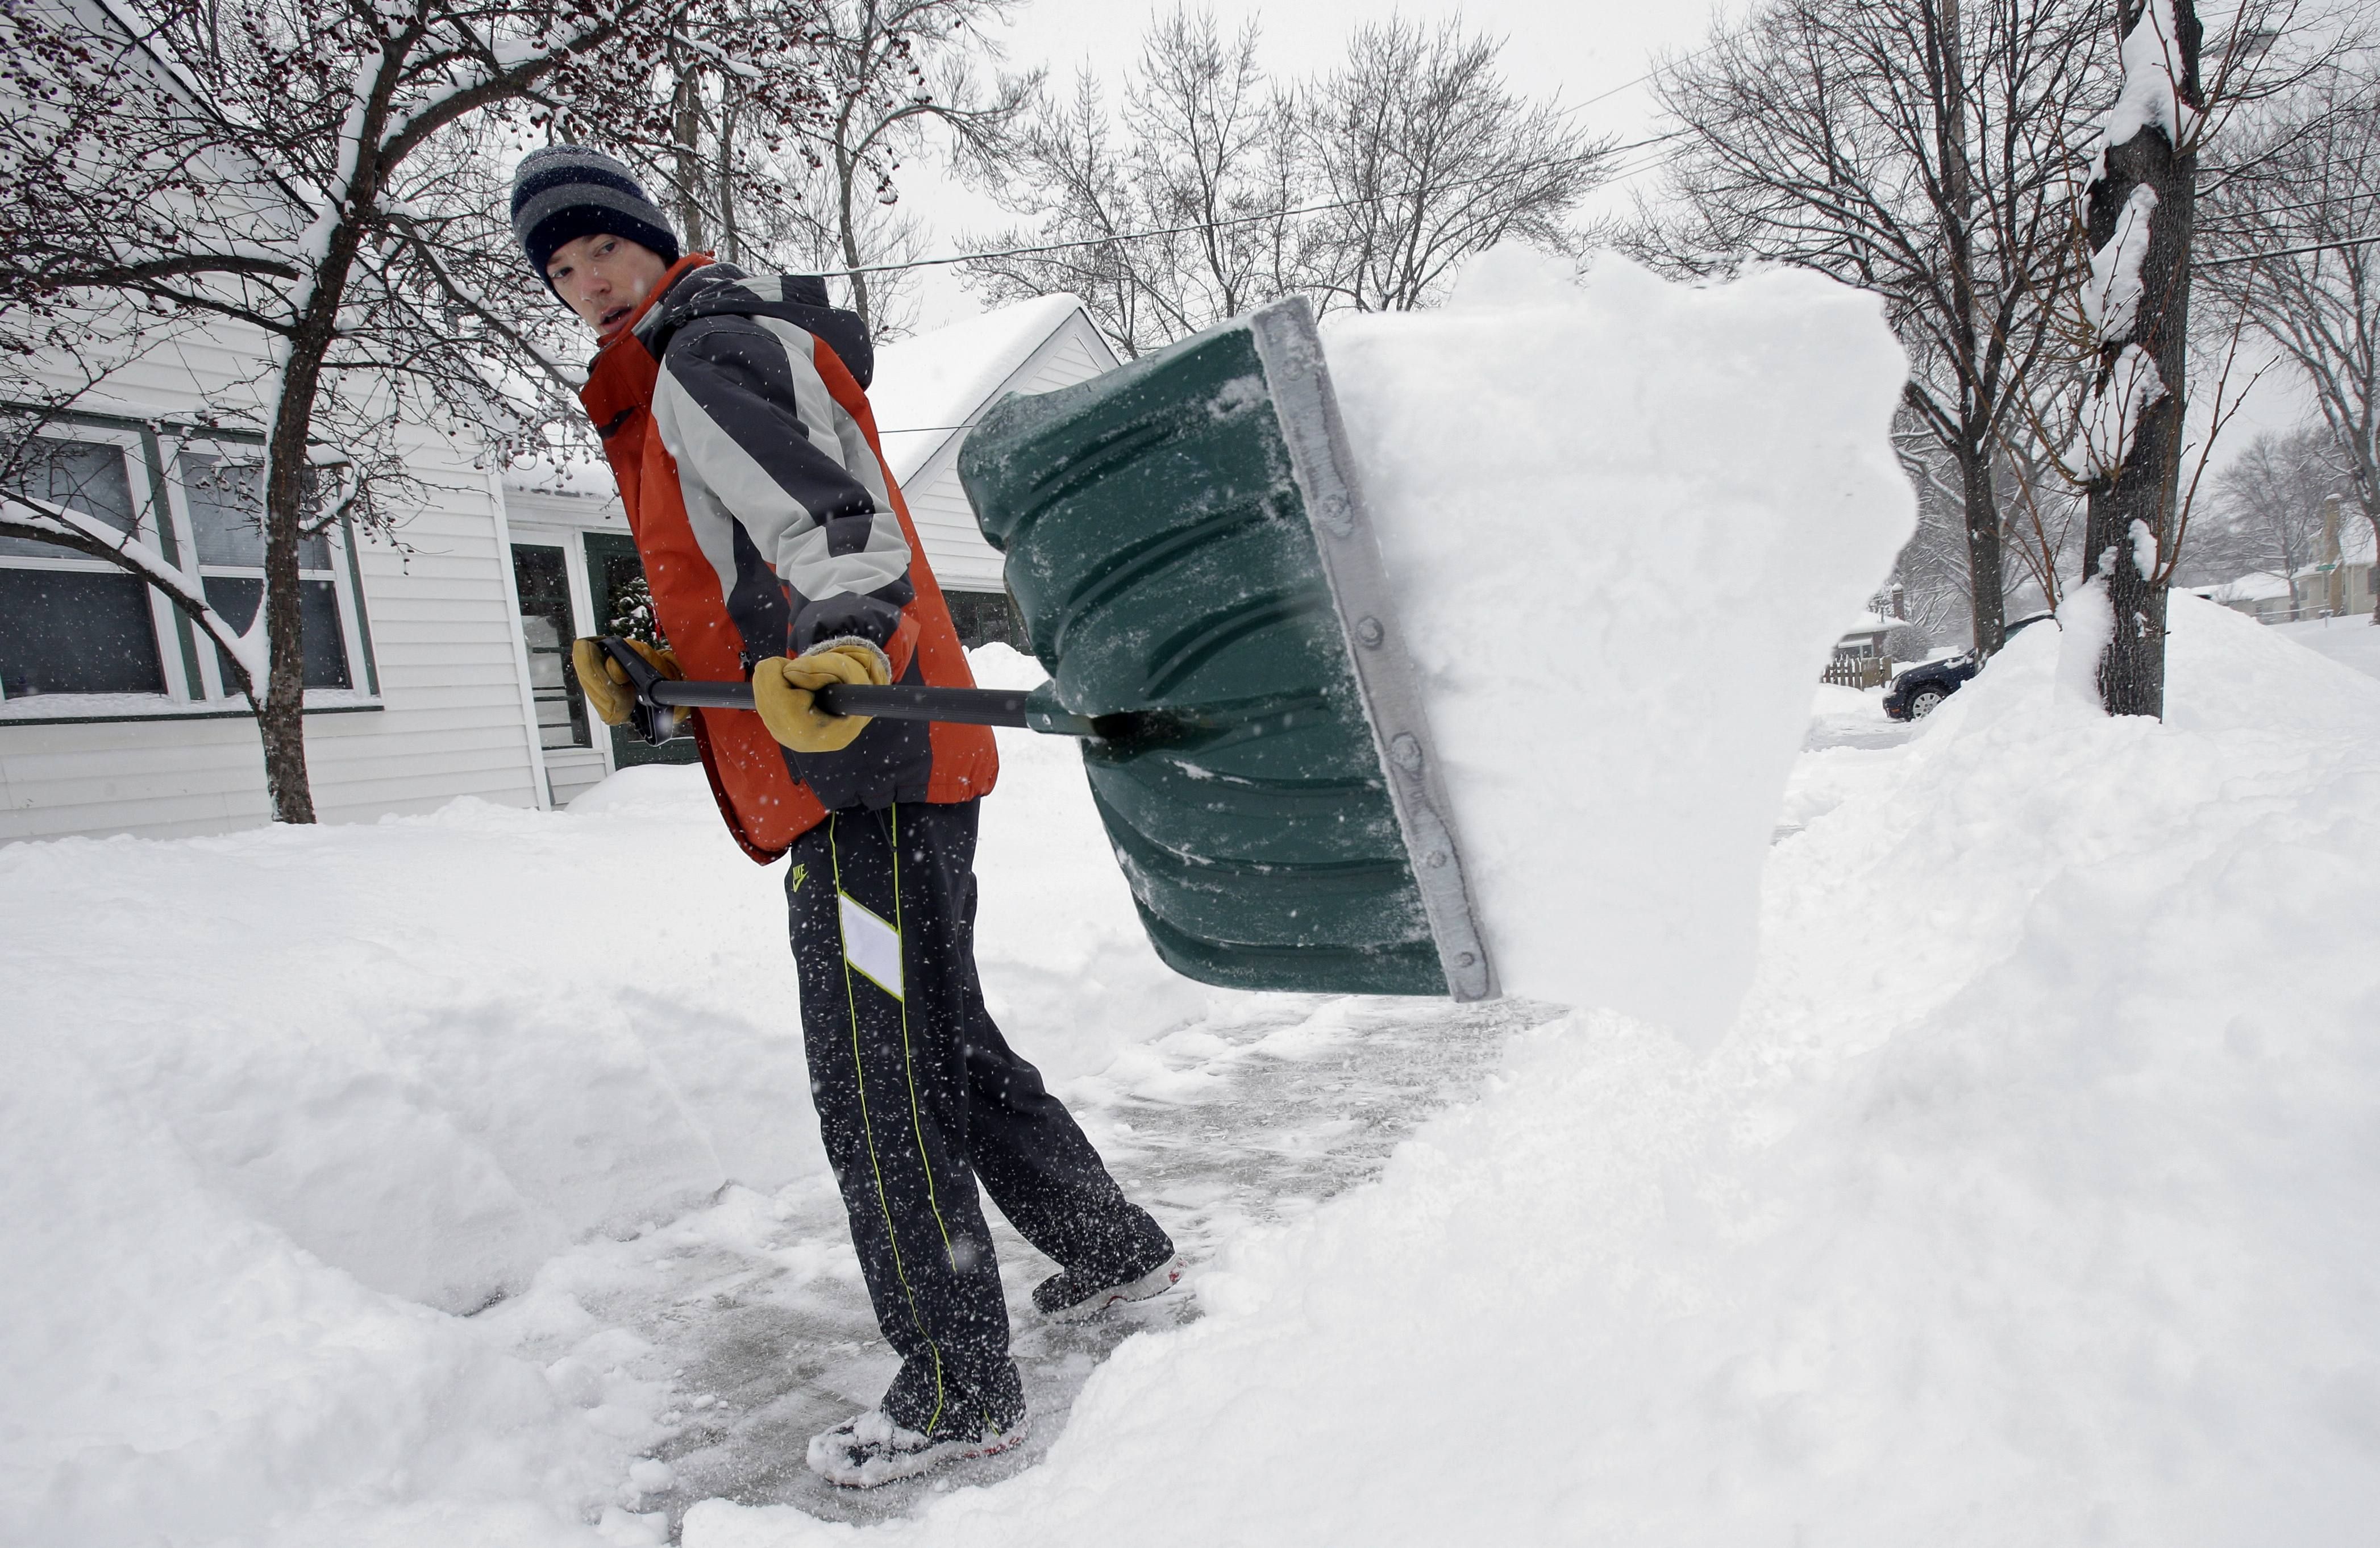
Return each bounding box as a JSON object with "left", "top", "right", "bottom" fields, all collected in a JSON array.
[{"left": 785, "top": 798, "right": 1172, "bottom": 1438}]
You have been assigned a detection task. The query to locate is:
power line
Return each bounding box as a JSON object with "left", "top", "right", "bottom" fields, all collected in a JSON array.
[
  {"left": 2200, "top": 232, "right": 2380, "bottom": 268},
  {"left": 1566, "top": 40, "right": 1724, "bottom": 112},
  {"left": 825, "top": 155, "right": 1653, "bottom": 280}
]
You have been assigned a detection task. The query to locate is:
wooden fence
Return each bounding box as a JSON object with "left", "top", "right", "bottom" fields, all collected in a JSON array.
[{"left": 1823, "top": 652, "right": 1892, "bottom": 690}]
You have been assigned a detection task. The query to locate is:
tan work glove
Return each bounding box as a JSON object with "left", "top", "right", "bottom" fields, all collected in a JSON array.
[
  {"left": 752, "top": 640, "right": 892, "bottom": 754},
  {"left": 571, "top": 637, "right": 681, "bottom": 726}
]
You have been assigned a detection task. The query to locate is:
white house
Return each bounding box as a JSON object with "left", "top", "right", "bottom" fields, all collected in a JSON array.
[
  {"left": 867, "top": 292, "right": 1119, "bottom": 642},
  {"left": 491, "top": 292, "right": 1120, "bottom": 808},
  {"left": 1, "top": 333, "right": 552, "bottom": 842}
]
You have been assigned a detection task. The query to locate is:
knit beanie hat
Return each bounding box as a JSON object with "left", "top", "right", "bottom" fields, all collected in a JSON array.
[{"left": 511, "top": 145, "right": 681, "bottom": 290}]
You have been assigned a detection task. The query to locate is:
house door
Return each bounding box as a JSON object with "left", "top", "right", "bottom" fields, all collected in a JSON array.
[{"left": 582, "top": 531, "right": 700, "bottom": 770}]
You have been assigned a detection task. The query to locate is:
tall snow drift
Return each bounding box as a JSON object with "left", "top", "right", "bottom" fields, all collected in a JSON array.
[
  {"left": 684, "top": 601, "right": 2380, "bottom": 1548},
  {"left": 1333, "top": 250, "right": 1912, "bottom": 1042}
]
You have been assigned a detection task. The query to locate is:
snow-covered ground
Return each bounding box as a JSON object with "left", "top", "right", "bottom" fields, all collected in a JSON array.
[
  {"left": 11, "top": 602, "right": 2378, "bottom": 1547},
  {"left": 2274, "top": 613, "right": 2380, "bottom": 683},
  {"left": 8, "top": 248, "right": 2378, "bottom": 1545}
]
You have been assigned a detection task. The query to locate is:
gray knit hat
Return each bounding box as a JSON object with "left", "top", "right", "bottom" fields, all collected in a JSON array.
[{"left": 511, "top": 145, "right": 681, "bottom": 290}]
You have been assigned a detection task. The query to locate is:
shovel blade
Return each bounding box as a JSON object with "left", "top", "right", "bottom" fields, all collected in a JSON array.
[{"left": 959, "top": 298, "right": 1494, "bottom": 1001}]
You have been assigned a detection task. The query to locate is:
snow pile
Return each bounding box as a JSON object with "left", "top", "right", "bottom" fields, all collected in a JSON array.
[
  {"left": 2277, "top": 615, "right": 2380, "bottom": 681},
  {"left": 686, "top": 594, "right": 2380, "bottom": 1548},
  {"left": 0, "top": 643, "right": 1204, "bottom": 1546},
  {"left": 1330, "top": 250, "right": 1912, "bottom": 1043}
]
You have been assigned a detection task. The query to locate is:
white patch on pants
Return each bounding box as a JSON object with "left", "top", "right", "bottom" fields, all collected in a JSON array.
[{"left": 838, "top": 892, "right": 904, "bottom": 1000}]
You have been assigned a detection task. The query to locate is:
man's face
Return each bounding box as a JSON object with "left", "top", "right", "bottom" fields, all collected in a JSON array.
[{"left": 546, "top": 232, "right": 671, "bottom": 337}]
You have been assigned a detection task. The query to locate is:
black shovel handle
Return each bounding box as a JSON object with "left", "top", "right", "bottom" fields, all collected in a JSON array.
[
  {"left": 652, "top": 676, "right": 1034, "bottom": 728},
  {"left": 589, "top": 636, "right": 1084, "bottom": 738}
]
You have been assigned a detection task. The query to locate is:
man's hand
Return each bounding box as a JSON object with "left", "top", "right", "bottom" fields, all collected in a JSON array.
[
  {"left": 571, "top": 638, "right": 680, "bottom": 726},
  {"left": 753, "top": 640, "right": 892, "bottom": 754}
]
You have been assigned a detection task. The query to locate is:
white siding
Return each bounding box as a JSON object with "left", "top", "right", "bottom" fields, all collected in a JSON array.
[
  {"left": 902, "top": 314, "right": 1117, "bottom": 597},
  {"left": 1, "top": 322, "right": 543, "bottom": 843}
]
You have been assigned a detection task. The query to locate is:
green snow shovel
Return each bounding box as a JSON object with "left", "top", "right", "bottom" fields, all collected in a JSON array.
[{"left": 605, "top": 296, "right": 1495, "bottom": 1002}]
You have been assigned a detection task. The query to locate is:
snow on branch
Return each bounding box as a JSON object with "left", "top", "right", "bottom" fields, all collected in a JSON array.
[{"left": 2092, "top": 0, "right": 2203, "bottom": 177}]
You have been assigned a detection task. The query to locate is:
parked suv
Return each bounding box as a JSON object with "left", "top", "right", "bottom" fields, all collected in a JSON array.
[{"left": 1882, "top": 613, "right": 2054, "bottom": 720}]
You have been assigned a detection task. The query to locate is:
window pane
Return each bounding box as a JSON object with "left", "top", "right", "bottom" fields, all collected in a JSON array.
[
  {"left": 1, "top": 439, "right": 138, "bottom": 559},
  {"left": 0, "top": 568, "right": 167, "bottom": 696},
  {"left": 203, "top": 576, "right": 351, "bottom": 690},
  {"left": 300, "top": 579, "right": 351, "bottom": 688},
  {"left": 180, "top": 451, "right": 330, "bottom": 568},
  {"left": 511, "top": 543, "right": 589, "bottom": 749}
]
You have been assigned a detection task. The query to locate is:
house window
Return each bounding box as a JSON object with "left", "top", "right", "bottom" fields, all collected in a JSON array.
[
  {"left": 0, "top": 437, "right": 169, "bottom": 698},
  {"left": 510, "top": 543, "right": 589, "bottom": 750},
  {"left": 0, "top": 424, "right": 375, "bottom": 714},
  {"left": 178, "top": 451, "right": 351, "bottom": 691}
]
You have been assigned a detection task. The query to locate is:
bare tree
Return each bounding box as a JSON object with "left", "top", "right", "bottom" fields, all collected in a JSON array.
[
  {"left": 1301, "top": 16, "right": 1617, "bottom": 314},
  {"left": 1637, "top": 0, "right": 2109, "bottom": 660},
  {"left": 964, "top": 7, "right": 1610, "bottom": 356},
  {"left": 2202, "top": 66, "right": 2379, "bottom": 618},
  {"left": 0, "top": 0, "right": 826, "bottom": 821},
  {"left": 966, "top": 7, "right": 1305, "bottom": 357},
  {"left": 2190, "top": 422, "right": 2351, "bottom": 582},
  {"left": 602, "top": 0, "right": 1033, "bottom": 338}
]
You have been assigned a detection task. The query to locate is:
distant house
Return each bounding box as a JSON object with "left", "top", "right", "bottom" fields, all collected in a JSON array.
[
  {"left": 492, "top": 292, "right": 1118, "bottom": 807},
  {"left": 2287, "top": 504, "right": 2376, "bottom": 622},
  {"left": 2193, "top": 504, "right": 2378, "bottom": 627},
  {"left": 2193, "top": 569, "right": 2297, "bottom": 622},
  {"left": 1821, "top": 611, "right": 1899, "bottom": 688}
]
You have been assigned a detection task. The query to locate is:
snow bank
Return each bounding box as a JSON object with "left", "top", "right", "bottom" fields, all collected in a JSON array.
[
  {"left": 1331, "top": 249, "right": 1912, "bottom": 1043},
  {"left": 685, "top": 596, "right": 2380, "bottom": 1548},
  {"left": 0, "top": 644, "right": 1203, "bottom": 1545}
]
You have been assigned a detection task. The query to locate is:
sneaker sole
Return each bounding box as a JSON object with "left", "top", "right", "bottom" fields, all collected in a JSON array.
[
  {"left": 810, "top": 1420, "right": 1028, "bottom": 1489},
  {"left": 1043, "top": 1256, "right": 1185, "bottom": 1324}
]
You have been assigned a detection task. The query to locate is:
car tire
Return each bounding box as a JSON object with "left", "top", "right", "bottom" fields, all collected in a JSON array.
[{"left": 1907, "top": 686, "right": 1948, "bottom": 718}]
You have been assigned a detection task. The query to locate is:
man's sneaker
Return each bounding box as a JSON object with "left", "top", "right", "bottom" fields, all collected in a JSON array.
[
  {"left": 1032, "top": 1252, "right": 1185, "bottom": 1322},
  {"left": 806, "top": 1408, "right": 1026, "bottom": 1489}
]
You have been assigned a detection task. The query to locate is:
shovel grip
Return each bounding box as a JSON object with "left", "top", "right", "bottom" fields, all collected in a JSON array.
[
  {"left": 590, "top": 636, "right": 1103, "bottom": 736},
  {"left": 644, "top": 676, "right": 1035, "bottom": 729}
]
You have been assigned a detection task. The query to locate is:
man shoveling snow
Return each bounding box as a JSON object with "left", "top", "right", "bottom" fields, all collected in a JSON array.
[{"left": 510, "top": 145, "right": 1179, "bottom": 1488}]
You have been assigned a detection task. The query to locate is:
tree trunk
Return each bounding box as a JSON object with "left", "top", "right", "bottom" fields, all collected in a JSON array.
[
  {"left": 2080, "top": 0, "right": 2199, "bottom": 719},
  {"left": 1959, "top": 440, "right": 2007, "bottom": 654},
  {"left": 257, "top": 457, "right": 315, "bottom": 823},
  {"left": 1934, "top": 0, "right": 2005, "bottom": 657},
  {"left": 837, "top": 143, "right": 873, "bottom": 334},
  {"left": 673, "top": 64, "right": 708, "bottom": 252}
]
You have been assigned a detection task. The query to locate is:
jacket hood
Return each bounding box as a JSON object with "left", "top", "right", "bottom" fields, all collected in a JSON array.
[{"left": 635, "top": 263, "right": 875, "bottom": 388}]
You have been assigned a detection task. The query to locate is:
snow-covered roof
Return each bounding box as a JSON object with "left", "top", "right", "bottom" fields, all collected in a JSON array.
[
  {"left": 502, "top": 452, "right": 617, "bottom": 501},
  {"left": 2202, "top": 570, "right": 2295, "bottom": 604},
  {"left": 1841, "top": 611, "right": 1896, "bottom": 636},
  {"left": 868, "top": 293, "right": 1090, "bottom": 482}
]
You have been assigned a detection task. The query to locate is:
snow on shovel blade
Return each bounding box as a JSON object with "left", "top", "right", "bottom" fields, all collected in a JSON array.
[{"left": 959, "top": 297, "right": 1495, "bottom": 1001}]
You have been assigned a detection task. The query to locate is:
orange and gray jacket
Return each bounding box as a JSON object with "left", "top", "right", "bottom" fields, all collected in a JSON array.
[{"left": 580, "top": 256, "right": 996, "bottom": 859}]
